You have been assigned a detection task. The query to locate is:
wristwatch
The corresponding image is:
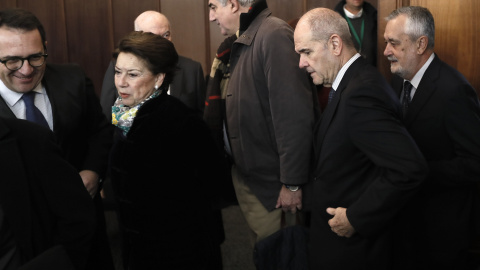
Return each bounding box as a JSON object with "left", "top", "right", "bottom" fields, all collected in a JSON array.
[{"left": 284, "top": 184, "right": 300, "bottom": 192}]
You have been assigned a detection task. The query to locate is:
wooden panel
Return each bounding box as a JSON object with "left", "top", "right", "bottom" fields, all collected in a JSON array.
[
  {"left": 377, "top": 0, "right": 398, "bottom": 83},
  {"left": 161, "top": 0, "right": 209, "bottom": 74},
  {"left": 0, "top": 0, "right": 17, "bottom": 10},
  {"left": 111, "top": 0, "right": 160, "bottom": 49},
  {"left": 64, "top": 0, "right": 113, "bottom": 96},
  {"left": 412, "top": 0, "right": 480, "bottom": 94},
  {"left": 16, "top": 0, "right": 69, "bottom": 64}
]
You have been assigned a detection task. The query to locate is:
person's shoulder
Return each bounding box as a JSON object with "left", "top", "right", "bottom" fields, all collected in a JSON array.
[
  {"left": 429, "top": 57, "right": 470, "bottom": 86},
  {"left": 363, "top": 1, "right": 377, "bottom": 13},
  {"left": 45, "top": 63, "right": 86, "bottom": 78},
  {"left": 0, "top": 117, "right": 51, "bottom": 141},
  {"left": 258, "top": 15, "right": 293, "bottom": 41},
  {"left": 177, "top": 55, "right": 202, "bottom": 70}
]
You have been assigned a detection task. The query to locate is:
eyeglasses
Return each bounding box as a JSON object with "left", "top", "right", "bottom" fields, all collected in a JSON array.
[{"left": 0, "top": 54, "right": 48, "bottom": 71}]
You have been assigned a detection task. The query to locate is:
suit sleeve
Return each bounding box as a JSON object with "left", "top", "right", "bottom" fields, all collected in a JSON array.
[
  {"left": 345, "top": 81, "right": 428, "bottom": 237},
  {"left": 430, "top": 83, "right": 480, "bottom": 184},
  {"left": 262, "top": 22, "right": 315, "bottom": 185}
]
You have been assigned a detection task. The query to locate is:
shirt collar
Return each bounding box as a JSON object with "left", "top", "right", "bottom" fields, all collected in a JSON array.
[
  {"left": 332, "top": 53, "right": 362, "bottom": 91},
  {"left": 343, "top": 6, "right": 363, "bottom": 19},
  {"left": 406, "top": 53, "right": 435, "bottom": 89},
  {"left": 0, "top": 79, "right": 45, "bottom": 107}
]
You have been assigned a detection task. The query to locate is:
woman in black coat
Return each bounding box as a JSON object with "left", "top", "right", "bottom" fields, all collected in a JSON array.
[{"left": 109, "top": 31, "right": 224, "bottom": 269}]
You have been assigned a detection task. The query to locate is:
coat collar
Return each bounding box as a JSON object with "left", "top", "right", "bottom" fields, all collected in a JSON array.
[
  {"left": 239, "top": 0, "right": 268, "bottom": 34},
  {"left": 235, "top": 4, "right": 270, "bottom": 47}
]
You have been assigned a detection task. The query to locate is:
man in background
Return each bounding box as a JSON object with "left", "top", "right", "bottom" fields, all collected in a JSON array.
[
  {"left": 295, "top": 7, "right": 427, "bottom": 269},
  {"left": 384, "top": 6, "right": 480, "bottom": 269},
  {"left": 101, "top": 10, "right": 206, "bottom": 119},
  {"left": 334, "top": 0, "right": 377, "bottom": 66}
]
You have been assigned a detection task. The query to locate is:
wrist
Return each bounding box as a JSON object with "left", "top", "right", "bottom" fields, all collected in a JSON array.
[{"left": 284, "top": 184, "right": 300, "bottom": 192}]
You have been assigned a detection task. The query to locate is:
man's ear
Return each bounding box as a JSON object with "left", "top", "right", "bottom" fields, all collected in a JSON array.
[
  {"left": 416, "top": 36, "right": 428, "bottom": 55},
  {"left": 329, "top": 34, "right": 343, "bottom": 56},
  {"left": 230, "top": 0, "right": 239, "bottom": 13}
]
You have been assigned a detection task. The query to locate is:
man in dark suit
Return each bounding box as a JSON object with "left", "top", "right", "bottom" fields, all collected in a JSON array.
[
  {"left": 101, "top": 10, "right": 206, "bottom": 120},
  {"left": 384, "top": 6, "right": 480, "bottom": 269},
  {"left": 294, "top": 8, "right": 428, "bottom": 269},
  {"left": 0, "top": 8, "right": 114, "bottom": 270},
  {"left": 0, "top": 117, "right": 95, "bottom": 270}
]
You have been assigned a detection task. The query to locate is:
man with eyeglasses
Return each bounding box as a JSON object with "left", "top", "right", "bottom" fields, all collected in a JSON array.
[{"left": 0, "top": 8, "right": 114, "bottom": 270}]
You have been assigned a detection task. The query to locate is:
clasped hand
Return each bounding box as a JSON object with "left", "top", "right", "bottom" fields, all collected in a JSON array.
[
  {"left": 275, "top": 185, "right": 302, "bottom": 214},
  {"left": 327, "top": 207, "right": 355, "bottom": 238}
]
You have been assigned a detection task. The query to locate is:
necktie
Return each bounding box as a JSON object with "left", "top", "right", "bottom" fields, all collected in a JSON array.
[
  {"left": 328, "top": 88, "right": 336, "bottom": 104},
  {"left": 22, "top": 91, "right": 49, "bottom": 128},
  {"left": 402, "top": 81, "right": 413, "bottom": 117}
]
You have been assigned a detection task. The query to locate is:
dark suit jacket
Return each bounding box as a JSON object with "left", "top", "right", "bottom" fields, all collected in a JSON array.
[
  {"left": 391, "top": 55, "right": 480, "bottom": 269},
  {"left": 310, "top": 57, "right": 427, "bottom": 270},
  {"left": 100, "top": 55, "right": 206, "bottom": 120},
  {"left": 0, "top": 63, "right": 113, "bottom": 178},
  {"left": 0, "top": 117, "right": 95, "bottom": 270}
]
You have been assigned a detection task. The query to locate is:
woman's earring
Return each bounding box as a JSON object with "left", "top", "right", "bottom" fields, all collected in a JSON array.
[{"left": 154, "top": 85, "right": 159, "bottom": 90}]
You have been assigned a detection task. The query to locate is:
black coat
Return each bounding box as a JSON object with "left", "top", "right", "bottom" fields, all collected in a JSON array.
[
  {"left": 0, "top": 118, "right": 95, "bottom": 270},
  {"left": 110, "top": 92, "right": 224, "bottom": 269}
]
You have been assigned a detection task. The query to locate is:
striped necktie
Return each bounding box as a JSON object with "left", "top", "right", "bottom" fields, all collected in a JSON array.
[{"left": 22, "top": 91, "right": 49, "bottom": 128}]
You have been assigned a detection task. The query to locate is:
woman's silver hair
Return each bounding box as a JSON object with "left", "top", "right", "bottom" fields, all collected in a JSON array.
[
  {"left": 218, "top": 0, "right": 255, "bottom": 7},
  {"left": 386, "top": 6, "right": 435, "bottom": 49},
  {"left": 304, "top": 8, "right": 355, "bottom": 49}
]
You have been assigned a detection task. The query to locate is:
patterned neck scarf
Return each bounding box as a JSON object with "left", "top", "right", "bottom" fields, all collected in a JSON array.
[{"left": 112, "top": 90, "right": 161, "bottom": 136}]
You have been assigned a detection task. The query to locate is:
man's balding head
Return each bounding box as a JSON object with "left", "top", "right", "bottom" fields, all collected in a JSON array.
[{"left": 134, "top": 11, "right": 171, "bottom": 41}]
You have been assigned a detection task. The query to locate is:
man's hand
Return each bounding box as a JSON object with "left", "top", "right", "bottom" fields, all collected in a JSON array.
[
  {"left": 79, "top": 170, "right": 100, "bottom": 198},
  {"left": 327, "top": 207, "right": 355, "bottom": 238},
  {"left": 276, "top": 185, "right": 302, "bottom": 214}
]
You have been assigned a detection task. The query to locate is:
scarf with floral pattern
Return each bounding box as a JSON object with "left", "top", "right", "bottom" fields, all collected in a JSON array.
[{"left": 112, "top": 90, "right": 161, "bottom": 136}]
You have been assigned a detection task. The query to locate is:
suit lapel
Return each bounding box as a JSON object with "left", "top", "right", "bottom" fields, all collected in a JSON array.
[
  {"left": 314, "top": 57, "right": 363, "bottom": 166},
  {"left": 404, "top": 56, "right": 440, "bottom": 126},
  {"left": 42, "top": 68, "right": 62, "bottom": 137}
]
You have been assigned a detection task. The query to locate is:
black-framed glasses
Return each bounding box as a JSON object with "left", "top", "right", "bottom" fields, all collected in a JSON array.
[{"left": 0, "top": 54, "right": 48, "bottom": 71}]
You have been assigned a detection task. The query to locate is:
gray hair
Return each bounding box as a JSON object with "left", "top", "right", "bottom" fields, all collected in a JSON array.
[
  {"left": 217, "top": 0, "right": 255, "bottom": 7},
  {"left": 386, "top": 6, "right": 435, "bottom": 49},
  {"left": 303, "top": 8, "right": 355, "bottom": 49}
]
